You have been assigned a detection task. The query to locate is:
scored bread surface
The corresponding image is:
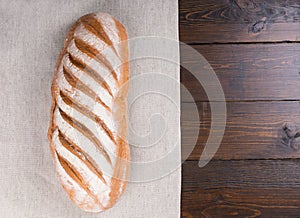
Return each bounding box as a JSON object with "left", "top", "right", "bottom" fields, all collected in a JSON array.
[{"left": 48, "top": 12, "right": 130, "bottom": 212}]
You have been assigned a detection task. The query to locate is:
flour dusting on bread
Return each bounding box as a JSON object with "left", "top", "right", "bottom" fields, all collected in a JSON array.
[{"left": 48, "top": 12, "right": 130, "bottom": 212}]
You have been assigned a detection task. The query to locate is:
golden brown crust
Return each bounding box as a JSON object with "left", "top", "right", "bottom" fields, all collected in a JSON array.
[{"left": 48, "top": 12, "right": 130, "bottom": 212}]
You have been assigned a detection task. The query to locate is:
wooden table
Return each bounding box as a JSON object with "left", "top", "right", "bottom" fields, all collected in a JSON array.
[{"left": 180, "top": 0, "right": 300, "bottom": 217}]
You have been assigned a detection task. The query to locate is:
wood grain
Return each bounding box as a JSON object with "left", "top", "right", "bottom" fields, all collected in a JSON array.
[
  {"left": 180, "top": 0, "right": 300, "bottom": 43},
  {"left": 181, "top": 160, "right": 300, "bottom": 218},
  {"left": 181, "top": 43, "right": 300, "bottom": 102},
  {"left": 180, "top": 0, "right": 300, "bottom": 217},
  {"left": 182, "top": 101, "right": 300, "bottom": 161}
]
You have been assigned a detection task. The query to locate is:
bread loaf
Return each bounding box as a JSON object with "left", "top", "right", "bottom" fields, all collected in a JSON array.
[{"left": 48, "top": 12, "right": 130, "bottom": 212}]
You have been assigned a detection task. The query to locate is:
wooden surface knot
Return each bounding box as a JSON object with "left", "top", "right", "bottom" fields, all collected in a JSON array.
[
  {"left": 279, "top": 124, "right": 300, "bottom": 150},
  {"left": 248, "top": 17, "right": 266, "bottom": 33}
]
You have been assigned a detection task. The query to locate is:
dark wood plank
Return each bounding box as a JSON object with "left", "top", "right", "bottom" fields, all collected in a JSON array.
[
  {"left": 180, "top": 0, "right": 300, "bottom": 43},
  {"left": 181, "top": 160, "right": 300, "bottom": 217},
  {"left": 182, "top": 101, "right": 300, "bottom": 161},
  {"left": 181, "top": 43, "right": 300, "bottom": 102}
]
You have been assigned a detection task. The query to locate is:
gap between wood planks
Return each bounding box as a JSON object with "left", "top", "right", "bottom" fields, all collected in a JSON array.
[
  {"left": 182, "top": 99, "right": 300, "bottom": 103},
  {"left": 186, "top": 40, "right": 300, "bottom": 46}
]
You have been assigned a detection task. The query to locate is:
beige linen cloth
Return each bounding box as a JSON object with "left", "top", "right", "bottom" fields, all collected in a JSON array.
[{"left": 0, "top": 0, "right": 180, "bottom": 217}]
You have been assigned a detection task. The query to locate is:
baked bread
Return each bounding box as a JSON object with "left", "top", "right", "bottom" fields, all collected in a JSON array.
[{"left": 48, "top": 12, "right": 130, "bottom": 212}]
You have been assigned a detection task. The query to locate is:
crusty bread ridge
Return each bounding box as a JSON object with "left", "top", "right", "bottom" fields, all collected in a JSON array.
[{"left": 48, "top": 12, "right": 130, "bottom": 212}]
